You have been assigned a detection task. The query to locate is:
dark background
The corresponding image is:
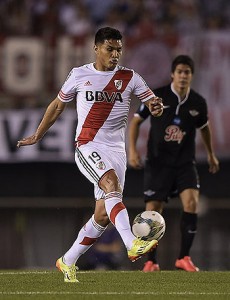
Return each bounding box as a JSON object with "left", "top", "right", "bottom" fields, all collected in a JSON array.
[{"left": 0, "top": 161, "right": 229, "bottom": 198}]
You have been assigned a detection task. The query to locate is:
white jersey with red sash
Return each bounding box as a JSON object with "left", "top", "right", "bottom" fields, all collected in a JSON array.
[{"left": 58, "top": 63, "right": 155, "bottom": 152}]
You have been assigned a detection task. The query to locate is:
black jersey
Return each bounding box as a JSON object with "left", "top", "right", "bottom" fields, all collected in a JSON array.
[{"left": 136, "top": 84, "right": 208, "bottom": 166}]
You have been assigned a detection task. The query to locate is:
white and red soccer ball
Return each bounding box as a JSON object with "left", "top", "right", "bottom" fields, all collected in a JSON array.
[{"left": 132, "top": 211, "right": 166, "bottom": 241}]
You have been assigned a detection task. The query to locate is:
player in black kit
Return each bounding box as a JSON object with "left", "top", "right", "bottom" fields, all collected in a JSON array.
[{"left": 128, "top": 55, "right": 219, "bottom": 272}]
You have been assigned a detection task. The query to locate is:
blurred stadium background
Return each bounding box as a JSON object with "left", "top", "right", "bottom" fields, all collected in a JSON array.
[{"left": 0, "top": 0, "right": 230, "bottom": 271}]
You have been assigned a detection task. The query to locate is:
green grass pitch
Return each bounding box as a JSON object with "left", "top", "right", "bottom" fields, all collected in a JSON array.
[{"left": 0, "top": 270, "right": 230, "bottom": 300}]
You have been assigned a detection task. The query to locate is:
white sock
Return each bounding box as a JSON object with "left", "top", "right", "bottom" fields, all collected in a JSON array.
[
  {"left": 63, "top": 214, "right": 106, "bottom": 266},
  {"left": 104, "top": 191, "right": 135, "bottom": 249}
]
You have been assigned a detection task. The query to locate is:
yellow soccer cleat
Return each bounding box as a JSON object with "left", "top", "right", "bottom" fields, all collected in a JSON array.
[
  {"left": 56, "top": 256, "right": 79, "bottom": 283},
  {"left": 128, "top": 238, "right": 158, "bottom": 262}
]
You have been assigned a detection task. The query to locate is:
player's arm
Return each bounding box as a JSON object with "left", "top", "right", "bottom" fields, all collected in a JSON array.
[
  {"left": 200, "top": 124, "right": 219, "bottom": 174},
  {"left": 17, "top": 97, "right": 67, "bottom": 147},
  {"left": 128, "top": 114, "right": 144, "bottom": 169}
]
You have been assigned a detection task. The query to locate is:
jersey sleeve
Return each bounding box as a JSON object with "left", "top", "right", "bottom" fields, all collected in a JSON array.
[
  {"left": 57, "top": 69, "right": 77, "bottom": 102},
  {"left": 196, "top": 97, "right": 208, "bottom": 129},
  {"left": 132, "top": 71, "right": 155, "bottom": 103},
  {"left": 135, "top": 103, "right": 151, "bottom": 120}
]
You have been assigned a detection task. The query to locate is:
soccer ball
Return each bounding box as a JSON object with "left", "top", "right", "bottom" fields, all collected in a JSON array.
[{"left": 132, "top": 211, "right": 166, "bottom": 241}]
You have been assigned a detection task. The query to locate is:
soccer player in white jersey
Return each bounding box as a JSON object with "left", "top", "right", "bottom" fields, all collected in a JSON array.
[{"left": 17, "top": 27, "right": 163, "bottom": 283}]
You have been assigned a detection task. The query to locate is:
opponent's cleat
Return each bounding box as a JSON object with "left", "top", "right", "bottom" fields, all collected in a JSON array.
[
  {"left": 56, "top": 257, "right": 79, "bottom": 282},
  {"left": 143, "top": 260, "right": 160, "bottom": 272},
  {"left": 128, "top": 238, "right": 158, "bottom": 262},
  {"left": 175, "top": 256, "right": 199, "bottom": 272}
]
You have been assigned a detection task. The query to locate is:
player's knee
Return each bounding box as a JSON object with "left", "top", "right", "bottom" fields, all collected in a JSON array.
[
  {"left": 181, "top": 189, "right": 199, "bottom": 213},
  {"left": 183, "top": 198, "right": 198, "bottom": 213},
  {"left": 99, "top": 170, "right": 121, "bottom": 194},
  {"left": 146, "top": 201, "right": 163, "bottom": 213}
]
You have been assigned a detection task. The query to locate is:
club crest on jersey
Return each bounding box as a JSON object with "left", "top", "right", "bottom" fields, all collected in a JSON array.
[
  {"left": 96, "top": 161, "right": 106, "bottom": 170},
  {"left": 189, "top": 110, "right": 199, "bottom": 116},
  {"left": 114, "top": 80, "right": 123, "bottom": 90},
  {"left": 164, "top": 125, "right": 185, "bottom": 144}
]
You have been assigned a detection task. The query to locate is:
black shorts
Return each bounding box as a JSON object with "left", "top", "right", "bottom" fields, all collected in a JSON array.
[{"left": 143, "top": 160, "right": 200, "bottom": 203}]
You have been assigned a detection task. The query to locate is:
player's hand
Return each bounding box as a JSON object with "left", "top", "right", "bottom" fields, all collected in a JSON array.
[
  {"left": 17, "top": 135, "right": 39, "bottom": 148},
  {"left": 208, "top": 154, "right": 219, "bottom": 174},
  {"left": 128, "top": 150, "right": 143, "bottom": 169},
  {"left": 149, "top": 97, "right": 163, "bottom": 117}
]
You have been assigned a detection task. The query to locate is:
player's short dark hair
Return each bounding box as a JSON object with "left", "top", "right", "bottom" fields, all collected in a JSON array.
[
  {"left": 94, "top": 27, "right": 122, "bottom": 45},
  {"left": 171, "top": 55, "right": 194, "bottom": 74}
]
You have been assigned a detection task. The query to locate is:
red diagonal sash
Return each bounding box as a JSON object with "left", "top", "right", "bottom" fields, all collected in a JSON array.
[{"left": 77, "top": 70, "right": 133, "bottom": 146}]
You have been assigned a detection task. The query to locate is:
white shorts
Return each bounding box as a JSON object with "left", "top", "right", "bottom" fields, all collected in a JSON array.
[{"left": 75, "top": 143, "right": 127, "bottom": 200}]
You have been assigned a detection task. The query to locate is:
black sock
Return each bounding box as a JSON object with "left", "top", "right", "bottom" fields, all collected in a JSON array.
[
  {"left": 148, "top": 248, "right": 158, "bottom": 264},
  {"left": 178, "top": 212, "right": 197, "bottom": 259}
]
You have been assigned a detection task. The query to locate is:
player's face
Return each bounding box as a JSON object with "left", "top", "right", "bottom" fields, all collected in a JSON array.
[
  {"left": 94, "top": 39, "right": 122, "bottom": 71},
  {"left": 171, "top": 64, "right": 193, "bottom": 92}
]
